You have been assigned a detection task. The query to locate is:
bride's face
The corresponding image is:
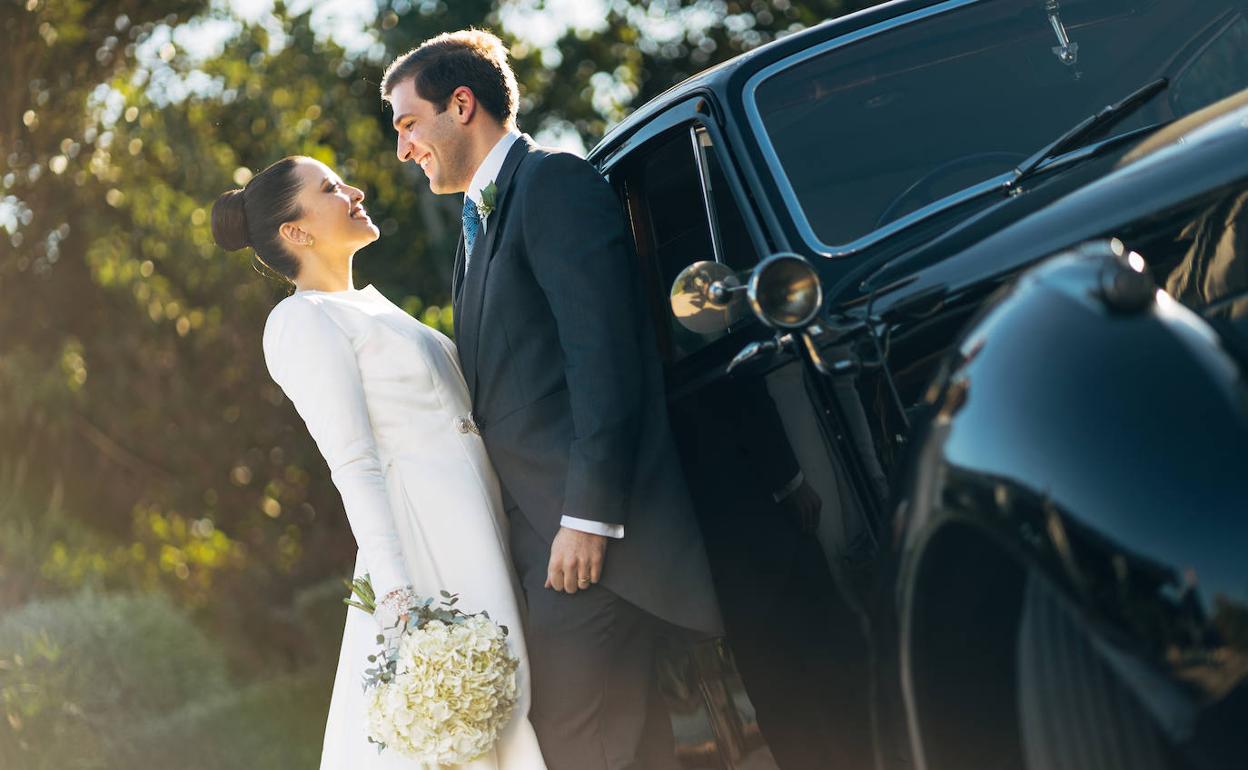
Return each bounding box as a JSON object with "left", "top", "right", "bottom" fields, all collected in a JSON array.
[{"left": 284, "top": 159, "right": 379, "bottom": 258}]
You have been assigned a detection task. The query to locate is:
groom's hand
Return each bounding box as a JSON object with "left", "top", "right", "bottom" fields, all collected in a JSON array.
[{"left": 545, "top": 527, "right": 607, "bottom": 594}]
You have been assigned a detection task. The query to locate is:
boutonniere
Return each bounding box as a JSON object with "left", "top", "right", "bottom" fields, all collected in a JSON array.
[{"left": 476, "top": 181, "right": 498, "bottom": 220}]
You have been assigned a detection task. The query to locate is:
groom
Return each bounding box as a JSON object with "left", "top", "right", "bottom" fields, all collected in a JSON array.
[{"left": 382, "top": 30, "right": 722, "bottom": 770}]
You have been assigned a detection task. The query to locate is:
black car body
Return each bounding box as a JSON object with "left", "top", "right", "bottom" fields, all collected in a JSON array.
[{"left": 585, "top": 1, "right": 1248, "bottom": 769}]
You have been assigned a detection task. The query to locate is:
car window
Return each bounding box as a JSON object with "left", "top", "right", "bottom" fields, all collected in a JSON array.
[
  {"left": 616, "top": 123, "right": 760, "bottom": 363},
  {"left": 750, "top": 0, "right": 1248, "bottom": 250},
  {"left": 696, "top": 127, "right": 761, "bottom": 272},
  {"left": 635, "top": 130, "right": 715, "bottom": 295},
  {"left": 1172, "top": 14, "right": 1248, "bottom": 116}
]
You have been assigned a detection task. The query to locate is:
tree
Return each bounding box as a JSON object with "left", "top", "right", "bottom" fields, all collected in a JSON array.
[
  {"left": 0, "top": 3, "right": 457, "bottom": 666},
  {"left": 1, "top": 1, "right": 884, "bottom": 667},
  {"left": 490, "top": 0, "right": 880, "bottom": 145}
]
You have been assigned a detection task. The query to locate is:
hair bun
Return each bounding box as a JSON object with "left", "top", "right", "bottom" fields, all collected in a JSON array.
[{"left": 210, "top": 188, "right": 251, "bottom": 251}]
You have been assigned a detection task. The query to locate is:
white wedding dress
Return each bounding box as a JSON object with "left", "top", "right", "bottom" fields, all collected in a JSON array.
[{"left": 262, "top": 284, "right": 547, "bottom": 770}]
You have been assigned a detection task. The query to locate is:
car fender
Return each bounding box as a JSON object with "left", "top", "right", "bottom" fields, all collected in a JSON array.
[{"left": 895, "top": 240, "right": 1248, "bottom": 766}]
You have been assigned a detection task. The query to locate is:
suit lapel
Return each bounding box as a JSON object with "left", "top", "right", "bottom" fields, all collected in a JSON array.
[
  {"left": 451, "top": 233, "right": 466, "bottom": 341},
  {"left": 458, "top": 135, "right": 534, "bottom": 399}
]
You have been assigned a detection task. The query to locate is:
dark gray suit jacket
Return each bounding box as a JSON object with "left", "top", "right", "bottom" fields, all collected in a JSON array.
[{"left": 452, "top": 135, "right": 722, "bottom": 634}]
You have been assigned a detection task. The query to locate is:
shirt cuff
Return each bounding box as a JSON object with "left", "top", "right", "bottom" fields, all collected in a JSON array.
[
  {"left": 561, "top": 515, "right": 625, "bottom": 539},
  {"left": 772, "top": 471, "right": 805, "bottom": 503}
]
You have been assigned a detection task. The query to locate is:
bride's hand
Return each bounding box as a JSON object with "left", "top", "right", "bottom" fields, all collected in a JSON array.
[{"left": 375, "top": 587, "right": 417, "bottom": 637}]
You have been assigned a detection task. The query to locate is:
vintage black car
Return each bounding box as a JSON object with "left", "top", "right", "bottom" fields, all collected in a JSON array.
[{"left": 584, "top": 1, "right": 1248, "bottom": 769}]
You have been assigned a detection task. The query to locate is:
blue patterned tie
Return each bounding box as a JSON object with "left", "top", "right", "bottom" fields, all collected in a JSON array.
[{"left": 462, "top": 196, "right": 481, "bottom": 259}]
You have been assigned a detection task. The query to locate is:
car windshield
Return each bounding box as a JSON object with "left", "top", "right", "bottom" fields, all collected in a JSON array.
[{"left": 750, "top": 0, "right": 1248, "bottom": 249}]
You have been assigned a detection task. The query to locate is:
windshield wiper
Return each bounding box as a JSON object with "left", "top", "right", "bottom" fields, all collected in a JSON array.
[{"left": 1005, "top": 77, "right": 1169, "bottom": 195}]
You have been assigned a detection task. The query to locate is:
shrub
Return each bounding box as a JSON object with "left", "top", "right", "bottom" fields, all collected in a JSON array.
[
  {"left": 125, "top": 668, "right": 333, "bottom": 770},
  {"left": 0, "top": 589, "right": 230, "bottom": 769}
]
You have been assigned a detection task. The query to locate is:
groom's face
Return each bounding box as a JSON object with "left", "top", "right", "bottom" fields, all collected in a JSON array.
[{"left": 391, "top": 79, "right": 474, "bottom": 195}]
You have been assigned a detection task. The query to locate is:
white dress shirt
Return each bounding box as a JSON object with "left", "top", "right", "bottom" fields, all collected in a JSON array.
[
  {"left": 463, "top": 129, "right": 520, "bottom": 270},
  {"left": 774, "top": 471, "right": 805, "bottom": 502},
  {"left": 462, "top": 130, "right": 624, "bottom": 541}
]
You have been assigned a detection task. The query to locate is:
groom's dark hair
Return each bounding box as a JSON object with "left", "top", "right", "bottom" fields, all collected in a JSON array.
[{"left": 381, "top": 29, "right": 518, "bottom": 127}]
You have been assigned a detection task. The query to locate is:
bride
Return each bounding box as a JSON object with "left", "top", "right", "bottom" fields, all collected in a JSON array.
[{"left": 211, "top": 155, "right": 547, "bottom": 769}]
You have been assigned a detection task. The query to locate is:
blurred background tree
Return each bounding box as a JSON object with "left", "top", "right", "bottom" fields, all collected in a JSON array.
[{"left": 0, "top": 1, "right": 879, "bottom": 766}]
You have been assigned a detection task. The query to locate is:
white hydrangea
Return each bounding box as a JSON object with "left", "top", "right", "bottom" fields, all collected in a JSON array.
[{"left": 365, "top": 614, "right": 520, "bottom": 765}]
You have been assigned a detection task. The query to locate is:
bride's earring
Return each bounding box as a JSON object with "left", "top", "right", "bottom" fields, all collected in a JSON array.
[{"left": 304, "top": 234, "right": 316, "bottom": 247}]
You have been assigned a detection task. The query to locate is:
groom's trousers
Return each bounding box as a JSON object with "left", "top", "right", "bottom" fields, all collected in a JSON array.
[{"left": 509, "top": 504, "right": 681, "bottom": 770}]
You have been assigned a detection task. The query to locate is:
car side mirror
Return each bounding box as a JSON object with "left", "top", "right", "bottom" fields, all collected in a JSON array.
[
  {"left": 671, "top": 253, "right": 824, "bottom": 335},
  {"left": 747, "top": 253, "right": 823, "bottom": 330},
  {"left": 669, "top": 260, "right": 748, "bottom": 334}
]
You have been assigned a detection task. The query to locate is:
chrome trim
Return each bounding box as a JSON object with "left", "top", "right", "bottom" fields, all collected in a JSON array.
[
  {"left": 743, "top": 0, "right": 998, "bottom": 259},
  {"left": 691, "top": 125, "right": 725, "bottom": 265},
  {"left": 1045, "top": 0, "right": 1080, "bottom": 67},
  {"left": 726, "top": 338, "right": 777, "bottom": 374},
  {"left": 747, "top": 253, "right": 824, "bottom": 329}
]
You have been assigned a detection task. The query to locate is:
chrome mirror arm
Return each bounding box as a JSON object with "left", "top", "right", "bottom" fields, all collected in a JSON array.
[
  {"left": 707, "top": 280, "right": 748, "bottom": 306},
  {"left": 1045, "top": 0, "right": 1079, "bottom": 68}
]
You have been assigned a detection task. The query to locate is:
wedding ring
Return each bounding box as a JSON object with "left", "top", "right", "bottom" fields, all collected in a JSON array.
[{"left": 577, "top": 577, "right": 591, "bottom": 585}]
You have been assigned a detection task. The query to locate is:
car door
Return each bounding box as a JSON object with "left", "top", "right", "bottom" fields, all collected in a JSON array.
[
  {"left": 597, "top": 97, "right": 882, "bottom": 770},
  {"left": 599, "top": 97, "right": 882, "bottom": 571}
]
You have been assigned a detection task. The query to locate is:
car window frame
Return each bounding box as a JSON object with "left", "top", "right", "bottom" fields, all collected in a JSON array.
[
  {"left": 600, "top": 96, "right": 782, "bottom": 373},
  {"left": 743, "top": 0, "right": 1205, "bottom": 261},
  {"left": 742, "top": 0, "right": 985, "bottom": 260},
  {"left": 599, "top": 96, "right": 774, "bottom": 263}
]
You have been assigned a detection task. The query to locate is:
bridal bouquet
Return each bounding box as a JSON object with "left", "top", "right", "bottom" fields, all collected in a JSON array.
[{"left": 344, "top": 575, "right": 520, "bottom": 763}]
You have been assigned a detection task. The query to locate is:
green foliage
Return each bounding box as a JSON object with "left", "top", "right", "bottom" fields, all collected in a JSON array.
[
  {"left": 497, "top": 0, "right": 880, "bottom": 146},
  {"left": 0, "top": 589, "right": 231, "bottom": 769},
  {"left": 343, "top": 571, "right": 377, "bottom": 614},
  {"left": 123, "top": 669, "right": 333, "bottom": 770},
  {"left": 1, "top": 3, "right": 455, "bottom": 661},
  {"left": 0, "top": 584, "right": 349, "bottom": 770},
  {"left": 294, "top": 574, "right": 356, "bottom": 664},
  {"left": 0, "top": 456, "right": 246, "bottom": 617},
  {"left": 0, "top": 459, "right": 79, "bottom": 605}
]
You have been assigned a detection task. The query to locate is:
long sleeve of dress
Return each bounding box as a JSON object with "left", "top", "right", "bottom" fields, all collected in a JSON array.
[{"left": 262, "top": 297, "right": 412, "bottom": 611}]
